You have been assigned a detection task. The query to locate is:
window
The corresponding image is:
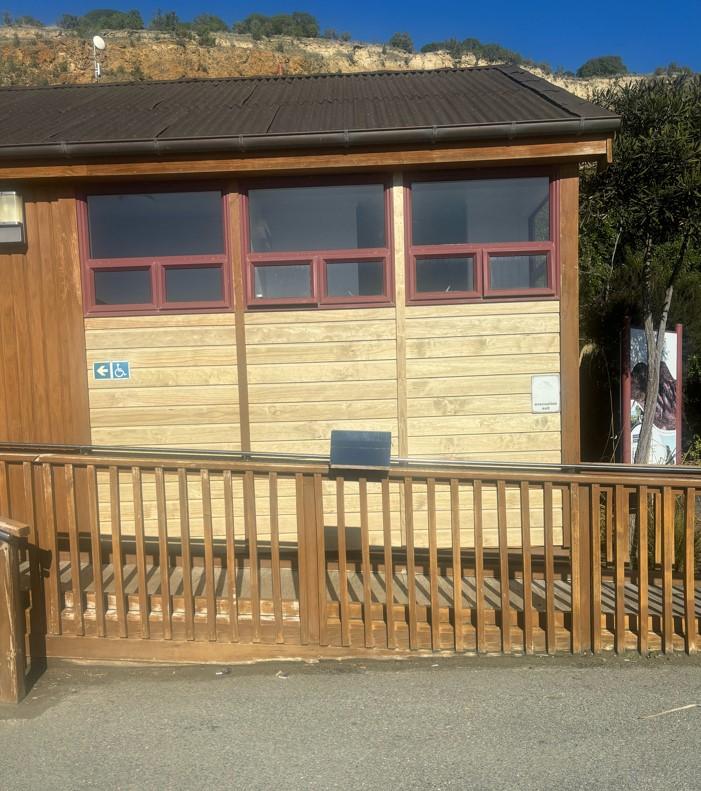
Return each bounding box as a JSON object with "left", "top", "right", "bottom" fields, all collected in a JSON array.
[
  {"left": 245, "top": 180, "right": 392, "bottom": 307},
  {"left": 408, "top": 174, "right": 556, "bottom": 302},
  {"left": 81, "top": 188, "right": 230, "bottom": 314}
]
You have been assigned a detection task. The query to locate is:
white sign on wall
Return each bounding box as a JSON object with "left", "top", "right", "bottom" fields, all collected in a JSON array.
[{"left": 531, "top": 374, "right": 561, "bottom": 414}]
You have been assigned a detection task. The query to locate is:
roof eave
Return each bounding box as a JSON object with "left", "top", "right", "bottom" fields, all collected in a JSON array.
[{"left": 0, "top": 116, "right": 620, "bottom": 162}]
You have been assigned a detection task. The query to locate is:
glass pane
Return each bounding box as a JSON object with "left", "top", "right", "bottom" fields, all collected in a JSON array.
[
  {"left": 412, "top": 177, "right": 550, "bottom": 245},
  {"left": 88, "top": 191, "right": 224, "bottom": 258},
  {"left": 165, "top": 266, "right": 223, "bottom": 303},
  {"left": 94, "top": 269, "right": 152, "bottom": 305},
  {"left": 326, "top": 261, "right": 384, "bottom": 298},
  {"left": 489, "top": 254, "right": 549, "bottom": 290},
  {"left": 248, "top": 184, "right": 385, "bottom": 252},
  {"left": 415, "top": 257, "right": 474, "bottom": 294},
  {"left": 254, "top": 264, "right": 311, "bottom": 299}
]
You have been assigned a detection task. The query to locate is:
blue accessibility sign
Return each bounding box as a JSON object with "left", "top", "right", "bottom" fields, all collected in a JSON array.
[
  {"left": 93, "top": 361, "right": 131, "bottom": 381},
  {"left": 111, "top": 361, "right": 130, "bottom": 380}
]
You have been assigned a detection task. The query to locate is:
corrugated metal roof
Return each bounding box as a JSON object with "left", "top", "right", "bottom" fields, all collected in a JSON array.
[{"left": 0, "top": 66, "right": 619, "bottom": 159}]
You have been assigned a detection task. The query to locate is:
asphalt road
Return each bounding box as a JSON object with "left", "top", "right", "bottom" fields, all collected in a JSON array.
[{"left": 1, "top": 653, "right": 700, "bottom": 790}]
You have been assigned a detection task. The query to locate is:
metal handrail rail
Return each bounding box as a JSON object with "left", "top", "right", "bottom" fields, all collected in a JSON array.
[{"left": 0, "top": 441, "right": 699, "bottom": 481}]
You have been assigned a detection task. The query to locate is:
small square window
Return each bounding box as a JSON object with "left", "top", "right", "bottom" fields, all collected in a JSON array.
[
  {"left": 326, "top": 261, "right": 385, "bottom": 298},
  {"left": 253, "top": 263, "right": 312, "bottom": 300},
  {"left": 165, "top": 265, "right": 224, "bottom": 303},
  {"left": 94, "top": 268, "right": 152, "bottom": 306},
  {"left": 488, "top": 254, "right": 549, "bottom": 291},
  {"left": 415, "top": 256, "right": 475, "bottom": 294}
]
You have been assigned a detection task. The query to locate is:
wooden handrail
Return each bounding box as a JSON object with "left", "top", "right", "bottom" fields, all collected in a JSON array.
[
  {"left": 0, "top": 516, "right": 28, "bottom": 704},
  {"left": 0, "top": 517, "right": 30, "bottom": 541}
]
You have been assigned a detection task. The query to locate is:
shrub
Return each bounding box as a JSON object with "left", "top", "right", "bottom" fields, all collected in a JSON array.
[{"left": 388, "top": 31, "right": 413, "bottom": 53}]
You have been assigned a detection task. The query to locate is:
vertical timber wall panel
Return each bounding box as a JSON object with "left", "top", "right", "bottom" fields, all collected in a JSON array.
[{"left": 0, "top": 187, "right": 90, "bottom": 444}]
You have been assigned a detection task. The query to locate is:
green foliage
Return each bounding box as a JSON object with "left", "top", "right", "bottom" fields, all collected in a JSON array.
[
  {"left": 233, "top": 11, "right": 319, "bottom": 39},
  {"left": 388, "top": 31, "right": 413, "bottom": 53},
  {"left": 57, "top": 8, "right": 143, "bottom": 35},
  {"left": 14, "top": 15, "right": 44, "bottom": 27},
  {"left": 419, "top": 36, "right": 547, "bottom": 69},
  {"left": 654, "top": 62, "right": 694, "bottom": 77},
  {"left": 579, "top": 77, "right": 701, "bottom": 458},
  {"left": 149, "top": 10, "right": 183, "bottom": 32},
  {"left": 576, "top": 55, "right": 627, "bottom": 78},
  {"left": 191, "top": 13, "right": 228, "bottom": 35}
]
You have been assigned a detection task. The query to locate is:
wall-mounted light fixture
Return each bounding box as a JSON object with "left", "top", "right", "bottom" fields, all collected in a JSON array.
[{"left": 0, "top": 191, "right": 25, "bottom": 246}]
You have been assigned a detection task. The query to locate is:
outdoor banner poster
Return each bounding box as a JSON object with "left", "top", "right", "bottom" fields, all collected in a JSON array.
[{"left": 621, "top": 322, "right": 683, "bottom": 464}]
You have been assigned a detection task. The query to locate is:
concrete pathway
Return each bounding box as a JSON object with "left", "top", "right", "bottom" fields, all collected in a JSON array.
[{"left": 2, "top": 654, "right": 701, "bottom": 790}]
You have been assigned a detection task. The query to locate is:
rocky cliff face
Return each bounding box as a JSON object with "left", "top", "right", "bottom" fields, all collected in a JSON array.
[{"left": 0, "top": 26, "right": 640, "bottom": 98}]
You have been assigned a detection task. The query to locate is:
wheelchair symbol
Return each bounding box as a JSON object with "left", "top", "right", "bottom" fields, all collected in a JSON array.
[{"left": 111, "top": 362, "right": 130, "bottom": 380}]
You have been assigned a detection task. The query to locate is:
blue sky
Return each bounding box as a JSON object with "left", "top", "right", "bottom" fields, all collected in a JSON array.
[{"left": 11, "top": 0, "right": 701, "bottom": 73}]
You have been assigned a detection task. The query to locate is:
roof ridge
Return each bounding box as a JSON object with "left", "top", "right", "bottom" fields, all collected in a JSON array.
[{"left": 0, "top": 65, "right": 504, "bottom": 93}]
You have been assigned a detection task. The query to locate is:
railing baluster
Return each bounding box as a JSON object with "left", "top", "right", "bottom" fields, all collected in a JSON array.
[
  {"left": 654, "top": 492, "right": 662, "bottom": 567},
  {"left": 155, "top": 467, "right": 172, "bottom": 641},
  {"left": 590, "top": 484, "right": 602, "bottom": 654},
  {"left": 684, "top": 487, "right": 697, "bottom": 655},
  {"left": 404, "top": 477, "right": 418, "bottom": 650},
  {"left": 497, "top": 480, "right": 511, "bottom": 653},
  {"left": 87, "top": 464, "right": 105, "bottom": 638},
  {"left": 41, "top": 464, "right": 61, "bottom": 635},
  {"left": 109, "top": 466, "right": 127, "bottom": 639},
  {"left": 427, "top": 478, "right": 440, "bottom": 651},
  {"left": 223, "top": 470, "right": 239, "bottom": 643},
  {"left": 614, "top": 485, "right": 627, "bottom": 654},
  {"left": 201, "top": 469, "right": 216, "bottom": 642},
  {"left": 543, "top": 482, "right": 555, "bottom": 655},
  {"left": 519, "top": 481, "right": 533, "bottom": 654},
  {"left": 178, "top": 468, "right": 194, "bottom": 641},
  {"left": 132, "top": 467, "right": 150, "bottom": 640},
  {"left": 605, "top": 488, "right": 614, "bottom": 565},
  {"left": 359, "top": 477, "right": 374, "bottom": 649},
  {"left": 662, "top": 486, "right": 675, "bottom": 654},
  {"left": 64, "top": 464, "right": 84, "bottom": 637},
  {"left": 570, "top": 484, "right": 581, "bottom": 654},
  {"left": 0, "top": 460, "right": 9, "bottom": 515},
  {"left": 473, "top": 480, "right": 485, "bottom": 653},
  {"left": 313, "top": 473, "right": 327, "bottom": 648},
  {"left": 637, "top": 485, "right": 649, "bottom": 655},
  {"left": 295, "top": 474, "right": 309, "bottom": 645},
  {"left": 336, "top": 477, "right": 351, "bottom": 647},
  {"left": 382, "top": 478, "right": 396, "bottom": 650},
  {"left": 269, "top": 472, "right": 284, "bottom": 645},
  {"left": 450, "top": 479, "right": 463, "bottom": 653},
  {"left": 243, "top": 470, "right": 261, "bottom": 643}
]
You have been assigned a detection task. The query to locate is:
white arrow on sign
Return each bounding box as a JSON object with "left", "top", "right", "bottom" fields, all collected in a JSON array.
[{"left": 96, "top": 365, "right": 109, "bottom": 377}]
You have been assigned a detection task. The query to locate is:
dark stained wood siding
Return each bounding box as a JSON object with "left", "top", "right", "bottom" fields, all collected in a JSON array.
[{"left": 0, "top": 186, "right": 90, "bottom": 444}]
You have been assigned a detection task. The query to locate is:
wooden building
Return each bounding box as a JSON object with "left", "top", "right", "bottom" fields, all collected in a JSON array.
[
  {"left": 2, "top": 71, "right": 698, "bottom": 669},
  {"left": 0, "top": 67, "right": 619, "bottom": 469}
]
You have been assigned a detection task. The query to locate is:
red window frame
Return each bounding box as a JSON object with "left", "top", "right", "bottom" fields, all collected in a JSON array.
[
  {"left": 405, "top": 168, "right": 559, "bottom": 305},
  {"left": 78, "top": 183, "right": 232, "bottom": 317},
  {"left": 241, "top": 175, "right": 394, "bottom": 309}
]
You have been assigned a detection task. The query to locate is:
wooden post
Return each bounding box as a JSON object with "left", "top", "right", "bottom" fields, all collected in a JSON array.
[{"left": 0, "top": 517, "right": 29, "bottom": 705}]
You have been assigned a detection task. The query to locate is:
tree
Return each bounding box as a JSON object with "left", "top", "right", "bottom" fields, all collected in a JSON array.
[
  {"left": 57, "top": 13, "right": 80, "bottom": 30},
  {"left": 576, "top": 55, "right": 628, "bottom": 78},
  {"left": 233, "top": 12, "right": 319, "bottom": 39},
  {"left": 580, "top": 77, "right": 701, "bottom": 462},
  {"left": 15, "top": 15, "right": 44, "bottom": 27},
  {"left": 191, "top": 14, "right": 228, "bottom": 35},
  {"left": 388, "top": 32, "right": 413, "bottom": 53},
  {"left": 149, "top": 10, "right": 183, "bottom": 32}
]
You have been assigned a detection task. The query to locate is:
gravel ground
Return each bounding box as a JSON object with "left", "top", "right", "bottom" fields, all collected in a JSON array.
[{"left": 1, "top": 653, "right": 700, "bottom": 790}]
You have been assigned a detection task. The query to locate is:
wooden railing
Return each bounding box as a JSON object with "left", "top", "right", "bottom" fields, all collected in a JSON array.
[{"left": 0, "top": 445, "right": 699, "bottom": 663}]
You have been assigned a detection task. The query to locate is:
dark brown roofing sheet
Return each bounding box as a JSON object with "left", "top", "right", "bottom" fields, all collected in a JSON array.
[{"left": 0, "top": 66, "right": 619, "bottom": 151}]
